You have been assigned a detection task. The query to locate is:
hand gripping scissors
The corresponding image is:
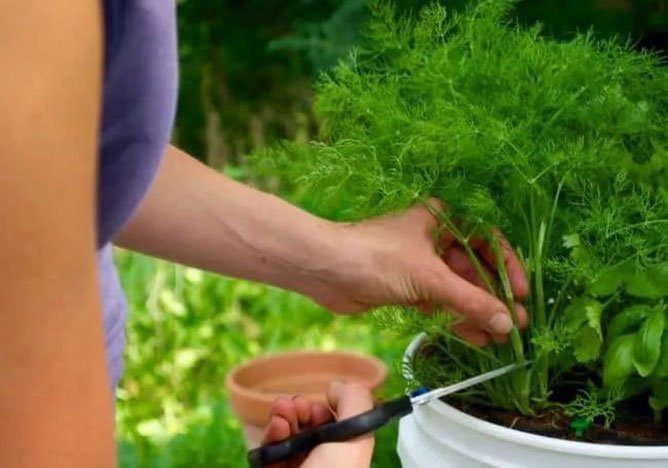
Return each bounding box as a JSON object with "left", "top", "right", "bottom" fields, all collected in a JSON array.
[{"left": 248, "top": 361, "right": 528, "bottom": 467}]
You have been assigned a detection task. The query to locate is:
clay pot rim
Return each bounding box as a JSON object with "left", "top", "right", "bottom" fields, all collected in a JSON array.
[{"left": 226, "top": 349, "right": 387, "bottom": 405}]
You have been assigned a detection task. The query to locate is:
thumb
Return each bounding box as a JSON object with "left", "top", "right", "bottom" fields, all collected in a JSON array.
[
  {"left": 326, "top": 381, "right": 374, "bottom": 419},
  {"left": 428, "top": 263, "right": 514, "bottom": 335},
  {"left": 302, "top": 381, "right": 374, "bottom": 468}
]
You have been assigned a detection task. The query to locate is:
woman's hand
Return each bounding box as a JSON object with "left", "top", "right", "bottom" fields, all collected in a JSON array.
[
  {"left": 118, "top": 148, "right": 527, "bottom": 346},
  {"left": 307, "top": 200, "right": 529, "bottom": 347},
  {"left": 263, "top": 382, "right": 374, "bottom": 468}
]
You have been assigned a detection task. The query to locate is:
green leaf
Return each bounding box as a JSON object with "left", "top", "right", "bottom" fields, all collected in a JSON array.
[
  {"left": 573, "top": 327, "right": 602, "bottom": 363},
  {"left": 603, "top": 334, "right": 636, "bottom": 388},
  {"left": 620, "top": 377, "right": 651, "bottom": 400},
  {"left": 589, "top": 266, "right": 624, "bottom": 297},
  {"left": 651, "top": 263, "right": 668, "bottom": 297},
  {"left": 625, "top": 264, "right": 668, "bottom": 299},
  {"left": 564, "top": 298, "right": 603, "bottom": 338},
  {"left": 562, "top": 233, "right": 581, "bottom": 249},
  {"left": 633, "top": 312, "right": 665, "bottom": 377},
  {"left": 653, "top": 334, "right": 668, "bottom": 378},
  {"left": 649, "top": 378, "right": 668, "bottom": 413},
  {"left": 606, "top": 304, "right": 651, "bottom": 343}
]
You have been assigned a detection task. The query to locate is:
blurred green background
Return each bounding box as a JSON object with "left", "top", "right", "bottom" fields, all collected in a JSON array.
[{"left": 117, "top": 1, "right": 667, "bottom": 467}]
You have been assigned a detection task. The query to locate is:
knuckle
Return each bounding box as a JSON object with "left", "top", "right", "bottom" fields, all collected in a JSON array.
[
  {"left": 345, "top": 382, "right": 368, "bottom": 393},
  {"left": 461, "top": 291, "right": 488, "bottom": 314}
]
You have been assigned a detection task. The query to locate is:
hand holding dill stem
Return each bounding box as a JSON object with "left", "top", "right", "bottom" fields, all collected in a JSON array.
[
  {"left": 313, "top": 198, "right": 529, "bottom": 346},
  {"left": 255, "top": 0, "right": 668, "bottom": 422}
]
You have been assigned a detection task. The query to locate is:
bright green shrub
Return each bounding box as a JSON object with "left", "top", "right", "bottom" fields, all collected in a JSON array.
[{"left": 256, "top": 0, "right": 668, "bottom": 420}]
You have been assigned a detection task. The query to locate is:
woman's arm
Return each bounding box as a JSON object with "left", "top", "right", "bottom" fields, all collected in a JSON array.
[
  {"left": 118, "top": 146, "right": 528, "bottom": 342},
  {"left": 0, "top": 1, "right": 114, "bottom": 467},
  {"left": 118, "top": 145, "right": 345, "bottom": 305}
]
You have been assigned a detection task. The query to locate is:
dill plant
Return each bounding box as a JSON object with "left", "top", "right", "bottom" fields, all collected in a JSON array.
[{"left": 255, "top": 0, "right": 668, "bottom": 421}]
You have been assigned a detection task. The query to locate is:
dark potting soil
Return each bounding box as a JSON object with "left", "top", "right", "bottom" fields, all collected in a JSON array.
[
  {"left": 448, "top": 396, "right": 668, "bottom": 446},
  {"left": 415, "top": 345, "right": 668, "bottom": 445}
]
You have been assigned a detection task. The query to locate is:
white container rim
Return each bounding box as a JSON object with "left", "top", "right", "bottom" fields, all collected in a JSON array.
[{"left": 403, "top": 333, "right": 668, "bottom": 460}]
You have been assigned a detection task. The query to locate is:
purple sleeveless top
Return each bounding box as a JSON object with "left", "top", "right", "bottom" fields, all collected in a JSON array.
[{"left": 99, "top": 0, "right": 177, "bottom": 388}]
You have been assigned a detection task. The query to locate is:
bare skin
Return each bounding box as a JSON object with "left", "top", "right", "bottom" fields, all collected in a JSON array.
[
  {"left": 1, "top": 3, "right": 527, "bottom": 467},
  {"left": 0, "top": 1, "right": 114, "bottom": 467},
  {"left": 116, "top": 146, "right": 528, "bottom": 466},
  {"left": 263, "top": 382, "right": 375, "bottom": 468},
  {"left": 117, "top": 147, "right": 529, "bottom": 466},
  {"left": 118, "top": 146, "right": 529, "bottom": 344}
]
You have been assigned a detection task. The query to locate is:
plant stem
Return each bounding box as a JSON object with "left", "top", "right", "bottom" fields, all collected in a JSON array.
[
  {"left": 436, "top": 213, "right": 496, "bottom": 295},
  {"left": 426, "top": 201, "right": 531, "bottom": 412},
  {"left": 530, "top": 190, "right": 549, "bottom": 402},
  {"left": 445, "top": 330, "right": 504, "bottom": 364},
  {"left": 433, "top": 342, "right": 476, "bottom": 375},
  {"left": 489, "top": 236, "right": 531, "bottom": 412}
]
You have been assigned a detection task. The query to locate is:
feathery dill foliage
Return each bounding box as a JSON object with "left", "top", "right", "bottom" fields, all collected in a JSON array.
[{"left": 255, "top": 0, "right": 668, "bottom": 419}]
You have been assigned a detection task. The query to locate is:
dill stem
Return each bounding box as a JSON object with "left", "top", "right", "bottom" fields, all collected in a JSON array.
[
  {"left": 489, "top": 236, "right": 531, "bottom": 412},
  {"left": 435, "top": 211, "right": 496, "bottom": 295},
  {"left": 548, "top": 274, "right": 573, "bottom": 328},
  {"left": 446, "top": 329, "right": 503, "bottom": 364},
  {"left": 433, "top": 342, "right": 476, "bottom": 375},
  {"left": 530, "top": 192, "right": 549, "bottom": 401},
  {"left": 428, "top": 202, "right": 531, "bottom": 412}
]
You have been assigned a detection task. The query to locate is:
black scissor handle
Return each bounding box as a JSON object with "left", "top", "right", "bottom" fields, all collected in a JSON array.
[{"left": 247, "top": 395, "right": 412, "bottom": 468}]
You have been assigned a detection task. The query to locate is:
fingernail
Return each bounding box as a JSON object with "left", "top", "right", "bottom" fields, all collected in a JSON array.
[{"left": 489, "top": 313, "right": 513, "bottom": 334}]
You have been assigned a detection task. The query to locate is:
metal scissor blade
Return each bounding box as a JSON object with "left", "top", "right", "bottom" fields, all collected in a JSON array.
[{"left": 410, "top": 361, "right": 530, "bottom": 406}]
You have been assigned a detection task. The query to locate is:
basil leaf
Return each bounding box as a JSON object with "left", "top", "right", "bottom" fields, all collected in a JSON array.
[
  {"left": 649, "top": 378, "right": 668, "bottom": 413},
  {"left": 603, "top": 334, "right": 636, "bottom": 388},
  {"left": 625, "top": 264, "right": 668, "bottom": 299},
  {"left": 652, "top": 263, "right": 668, "bottom": 297},
  {"left": 654, "top": 334, "right": 668, "bottom": 378},
  {"left": 633, "top": 312, "right": 665, "bottom": 377},
  {"left": 606, "top": 304, "right": 651, "bottom": 343}
]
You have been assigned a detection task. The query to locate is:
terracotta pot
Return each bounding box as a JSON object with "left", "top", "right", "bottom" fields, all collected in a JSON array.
[{"left": 226, "top": 350, "right": 387, "bottom": 447}]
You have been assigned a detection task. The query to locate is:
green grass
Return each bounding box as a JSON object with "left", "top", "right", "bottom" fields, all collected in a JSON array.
[{"left": 115, "top": 249, "right": 406, "bottom": 467}]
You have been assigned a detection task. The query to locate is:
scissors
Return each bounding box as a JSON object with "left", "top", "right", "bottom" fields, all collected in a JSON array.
[{"left": 247, "top": 361, "right": 528, "bottom": 467}]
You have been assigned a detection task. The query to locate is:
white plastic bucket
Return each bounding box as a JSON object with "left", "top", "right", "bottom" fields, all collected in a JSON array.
[{"left": 397, "top": 333, "right": 668, "bottom": 467}]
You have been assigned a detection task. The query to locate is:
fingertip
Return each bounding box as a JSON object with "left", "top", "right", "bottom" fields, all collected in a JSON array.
[
  {"left": 328, "top": 382, "right": 374, "bottom": 419},
  {"left": 488, "top": 312, "right": 513, "bottom": 335},
  {"left": 293, "top": 396, "right": 311, "bottom": 426},
  {"left": 511, "top": 272, "right": 530, "bottom": 300},
  {"left": 263, "top": 415, "right": 291, "bottom": 444},
  {"left": 325, "top": 380, "right": 344, "bottom": 411},
  {"left": 310, "top": 401, "right": 334, "bottom": 426},
  {"left": 505, "top": 254, "right": 530, "bottom": 299},
  {"left": 271, "top": 396, "right": 298, "bottom": 432},
  {"left": 515, "top": 303, "right": 529, "bottom": 329},
  {"left": 271, "top": 397, "right": 293, "bottom": 417}
]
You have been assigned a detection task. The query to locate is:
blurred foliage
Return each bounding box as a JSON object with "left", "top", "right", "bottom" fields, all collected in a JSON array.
[
  {"left": 174, "top": 0, "right": 667, "bottom": 167},
  {"left": 115, "top": 250, "right": 406, "bottom": 467},
  {"left": 174, "top": 0, "right": 436, "bottom": 167}
]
